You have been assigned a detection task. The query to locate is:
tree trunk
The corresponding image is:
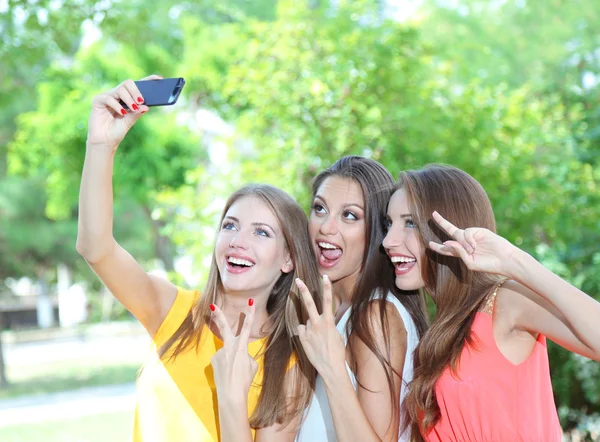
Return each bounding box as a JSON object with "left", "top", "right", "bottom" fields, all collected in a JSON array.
[
  {"left": 142, "top": 205, "right": 176, "bottom": 272},
  {"left": 0, "top": 314, "right": 9, "bottom": 388}
]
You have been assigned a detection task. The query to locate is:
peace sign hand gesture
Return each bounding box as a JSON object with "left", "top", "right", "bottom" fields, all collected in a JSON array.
[
  {"left": 428, "top": 211, "right": 518, "bottom": 276},
  {"left": 296, "top": 275, "right": 347, "bottom": 381},
  {"left": 210, "top": 301, "right": 258, "bottom": 402}
]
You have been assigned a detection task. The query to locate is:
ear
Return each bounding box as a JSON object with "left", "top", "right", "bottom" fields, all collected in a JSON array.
[{"left": 281, "top": 254, "right": 294, "bottom": 274}]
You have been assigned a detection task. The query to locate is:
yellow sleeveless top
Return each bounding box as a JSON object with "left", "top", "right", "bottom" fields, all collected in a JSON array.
[{"left": 133, "top": 287, "right": 267, "bottom": 441}]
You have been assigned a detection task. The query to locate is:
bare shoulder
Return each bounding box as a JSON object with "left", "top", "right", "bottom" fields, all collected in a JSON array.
[
  {"left": 495, "top": 279, "right": 556, "bottom": 331},
  {"left": 148, "top": 272, "right": 178, "bottom": 300},
  {"left": 147, "top": 272, "right": 178, "bottom": 333},
  {"left": 349, "top": 299, "right": 408, "bottom": 353}
]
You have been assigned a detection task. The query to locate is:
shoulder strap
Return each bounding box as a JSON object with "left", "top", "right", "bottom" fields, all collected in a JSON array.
[{"left": 480, "top": 278, "right": 508, "bottom": 316}]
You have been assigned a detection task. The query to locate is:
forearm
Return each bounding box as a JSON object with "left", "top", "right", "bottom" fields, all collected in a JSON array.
[
  {"left": 510, "top": 249, "right": 600, "bottom": 355},
  {"left": 76, "top": 143, "right": 118, "bottom": 262},
  {"left": 218, "top": 395, "right": 254, "bottom": 442},
  {"left": 321, "top": 371, "right": 382, "bottom": 442}
]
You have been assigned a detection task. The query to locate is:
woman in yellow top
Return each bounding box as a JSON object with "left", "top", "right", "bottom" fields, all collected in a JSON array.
[{"left": 76, "top": 77, "right": 323, "bottom": 441}]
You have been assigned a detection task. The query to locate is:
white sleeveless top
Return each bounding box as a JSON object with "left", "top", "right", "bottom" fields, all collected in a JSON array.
[{"left": 296, "top": 291, "right": 419, "bottom": 442}]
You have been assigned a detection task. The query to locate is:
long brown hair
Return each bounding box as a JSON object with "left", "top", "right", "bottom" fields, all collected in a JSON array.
[
  {"left": 159, "top": 184, "right": 323, "bottom": 428},
  {"left": 400, "top": 165, "right": 502, "bottom": 439},
  {"left": 312, "top": 156, "right": 429, "bottom": 424}
]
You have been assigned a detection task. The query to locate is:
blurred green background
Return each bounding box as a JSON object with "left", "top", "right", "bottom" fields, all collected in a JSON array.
[{"left": 0, "top": 0, "right": 599, "bottom": 440}]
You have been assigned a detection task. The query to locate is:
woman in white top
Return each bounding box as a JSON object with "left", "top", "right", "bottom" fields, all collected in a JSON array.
[{"left": 294, "top": 157, "right": 428, "bottom": 442}]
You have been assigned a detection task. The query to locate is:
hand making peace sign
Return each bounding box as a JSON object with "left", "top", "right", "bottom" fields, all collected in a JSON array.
[
  {"left": 296, "top": 275, "right": 347, "bottom": 379},
  {"left": 428, "top": 211, "right": 518, "bottom": 276},
  {"left": 210, "top": 301, "right": 258, "bottom": 400}
]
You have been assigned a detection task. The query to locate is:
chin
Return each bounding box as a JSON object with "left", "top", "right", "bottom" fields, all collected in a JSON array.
[{"left": 394, "top": 277, "right": 424, "bottom": 292}]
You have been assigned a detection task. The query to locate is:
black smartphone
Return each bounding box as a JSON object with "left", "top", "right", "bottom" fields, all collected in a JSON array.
[{"left": 121, "top": 77, "right": 186, "bottom": 109}]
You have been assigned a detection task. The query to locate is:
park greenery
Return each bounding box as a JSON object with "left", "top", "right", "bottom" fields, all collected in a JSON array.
[{"left": 1, "top": 0, "right": 599, "bottom": 435}]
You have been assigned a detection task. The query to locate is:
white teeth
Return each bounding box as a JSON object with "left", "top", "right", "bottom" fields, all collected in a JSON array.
[
  {"left": 391, "top": 256, "right": 416, "bottom": 263},
  {"left": 228, "top": 257, "right": 254, "bottom": 267},
  {"left": 318, "top": 242, "right": 339, "bottom": 250}
]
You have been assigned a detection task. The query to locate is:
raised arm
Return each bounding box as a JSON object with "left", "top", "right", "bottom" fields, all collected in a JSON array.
[
  {"left": 76, "top": 77, "right": 176, "bottom": 336},
  {"left": 502, "top": 252, "right": 600, "bottom": 361},
  {"left": 429, "top": 211, "right": 600, "bottom": 361}
]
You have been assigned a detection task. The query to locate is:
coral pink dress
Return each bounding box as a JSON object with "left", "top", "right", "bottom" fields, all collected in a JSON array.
[{"left": 423, "top": 283, "right": 562, "bottom": 442}]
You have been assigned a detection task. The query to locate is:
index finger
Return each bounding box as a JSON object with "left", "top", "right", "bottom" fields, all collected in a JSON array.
[
  {"left": 432, "top": 211, "right": 461, "bottom": 238},
  {"left": 140, "top": 74, "right": 164, "bottom": 81},
  {"left": 210, "top": 304, "right": 234, "bottom": 347},
  {"left": 126, "top": 75, "right": 164, "bottom": 106},
  {"left": 237, "top": 300, "right": 255, "bottom": 348},
  {"left": 295, "top": 278, "right": 320, "bottom": 323}
]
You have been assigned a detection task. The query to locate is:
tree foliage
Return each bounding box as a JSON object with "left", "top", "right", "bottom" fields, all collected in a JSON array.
[{"left": 1, "top": 0, "right": 598, "bottom": 431}]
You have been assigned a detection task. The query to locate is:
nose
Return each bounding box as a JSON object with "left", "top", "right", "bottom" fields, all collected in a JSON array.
[
  {"left": 382, "top": 225, "right": 402, "bottom": 250},
  {"left": 319, "top": 214, "right": 338, "bottom": 236},
  {"left": 229, "top": 230, "right": 250, "bottom": 250}
]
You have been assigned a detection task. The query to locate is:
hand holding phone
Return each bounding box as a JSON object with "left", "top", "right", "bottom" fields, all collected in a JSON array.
[{"left": 120, "top": 77, "right": 185, "bottom": 109}]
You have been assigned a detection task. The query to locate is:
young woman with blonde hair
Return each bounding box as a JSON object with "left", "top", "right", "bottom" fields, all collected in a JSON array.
[{"left": 77, "top": 77, "right": 322, "bottom": 441}]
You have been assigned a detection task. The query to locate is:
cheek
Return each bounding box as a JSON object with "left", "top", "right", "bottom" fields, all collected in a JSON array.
[
  {"left": 308, "top": 218, "right": 319, "bottom": 240},
  {"left": 347, "top": 226, "right": 367, "bottom": 262}
]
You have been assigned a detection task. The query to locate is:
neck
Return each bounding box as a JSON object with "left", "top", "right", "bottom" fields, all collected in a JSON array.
[
  {"left": 332, "top": 270, "right": 360, "bottom": 311},
  {"left": 219, "top": 289, "right": 270, "bottom": 339}
]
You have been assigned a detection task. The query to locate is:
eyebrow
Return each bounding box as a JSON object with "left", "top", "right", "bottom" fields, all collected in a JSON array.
[
  {"left": 223, "top": 216, "right": 277, "bottom": 233},
  {"left": 400, "top": 214, "right": 413, "bottom": 218},
  {"left": 314, "top": 194, "right": 365, "bottom": 212}
]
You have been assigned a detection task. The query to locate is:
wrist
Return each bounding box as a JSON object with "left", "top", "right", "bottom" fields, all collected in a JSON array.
[
  {"left": 86, "top": 141, "right": 118, "bottom": 154},
  {"left": 321, "top": 362, "right": 350, "bottom": 387},
  {"left": 506, "top": 248, "right": 534, "bottom": 283},
  {"left": 217, "top": 388, "right": 249, "bottom": 408},
  {"left": 322, "top": 368, "right": 354, "bottom": 396}
]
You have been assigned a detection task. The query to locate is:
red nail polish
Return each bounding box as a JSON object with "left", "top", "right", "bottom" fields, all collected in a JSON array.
[
  {"left": 120, "top": 109, "right": 127, "bottom": 115},
  {"left": 248, "top": 298, "right": 254, "bottom": 307},
  {"left": 137, "top": 97, "right": 143, "bottom": 103},
  {"left": 209, "top": 304, "right": 216, "bottom": 312},
  {"left": 132, "top": 103, "right": 139, "bottom": 111}
]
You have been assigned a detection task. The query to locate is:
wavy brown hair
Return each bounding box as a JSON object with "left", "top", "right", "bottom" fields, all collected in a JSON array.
[
  {"left": 159, "top": 184, "right": 323, "bottom": 428},
  {"left": 312, "top": 156, "right": 429, "bottom": 430},
  {"left": 399, "top": 165, "right": 503, "bottom": 439}
]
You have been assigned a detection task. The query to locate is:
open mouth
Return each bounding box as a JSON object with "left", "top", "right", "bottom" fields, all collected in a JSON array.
[
  {"left": 390, "top": 255, "right": 417, "bottom": 275},
  {"left": 226, "top": 256, "right": 255, "bottom": 274},
  {"left": 317, "top": 241, "right": 343, "bottom": 269}
]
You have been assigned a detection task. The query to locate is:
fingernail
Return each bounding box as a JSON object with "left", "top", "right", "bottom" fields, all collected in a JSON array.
[
  {"left": 323, "top": 275, "right": 329, "bottom": 282},
  {"left": 132, "top": 103, "right": 139, "bottom": 111},
  {"left": 137, "top": 97, "right": 143, "bottom": 103},
  {"left": 209, "top": 304, "right": 216, "bottom": 312},
  {"left": 120, "top": 109, "right": 127, "bottom": 115},
  {"left": 248, "top": 298, "right": 254, "bottom": 307}
]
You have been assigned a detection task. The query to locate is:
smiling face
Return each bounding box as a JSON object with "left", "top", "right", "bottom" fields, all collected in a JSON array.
[
  {"left": 382, "top": 188, "right": 426, "bottom": 291},
  {"left": 215, "top": 195, "right": 294, "bottom": 296},
  {"left": 308, "top": 176, "right": 366, "bottom": 284}
]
